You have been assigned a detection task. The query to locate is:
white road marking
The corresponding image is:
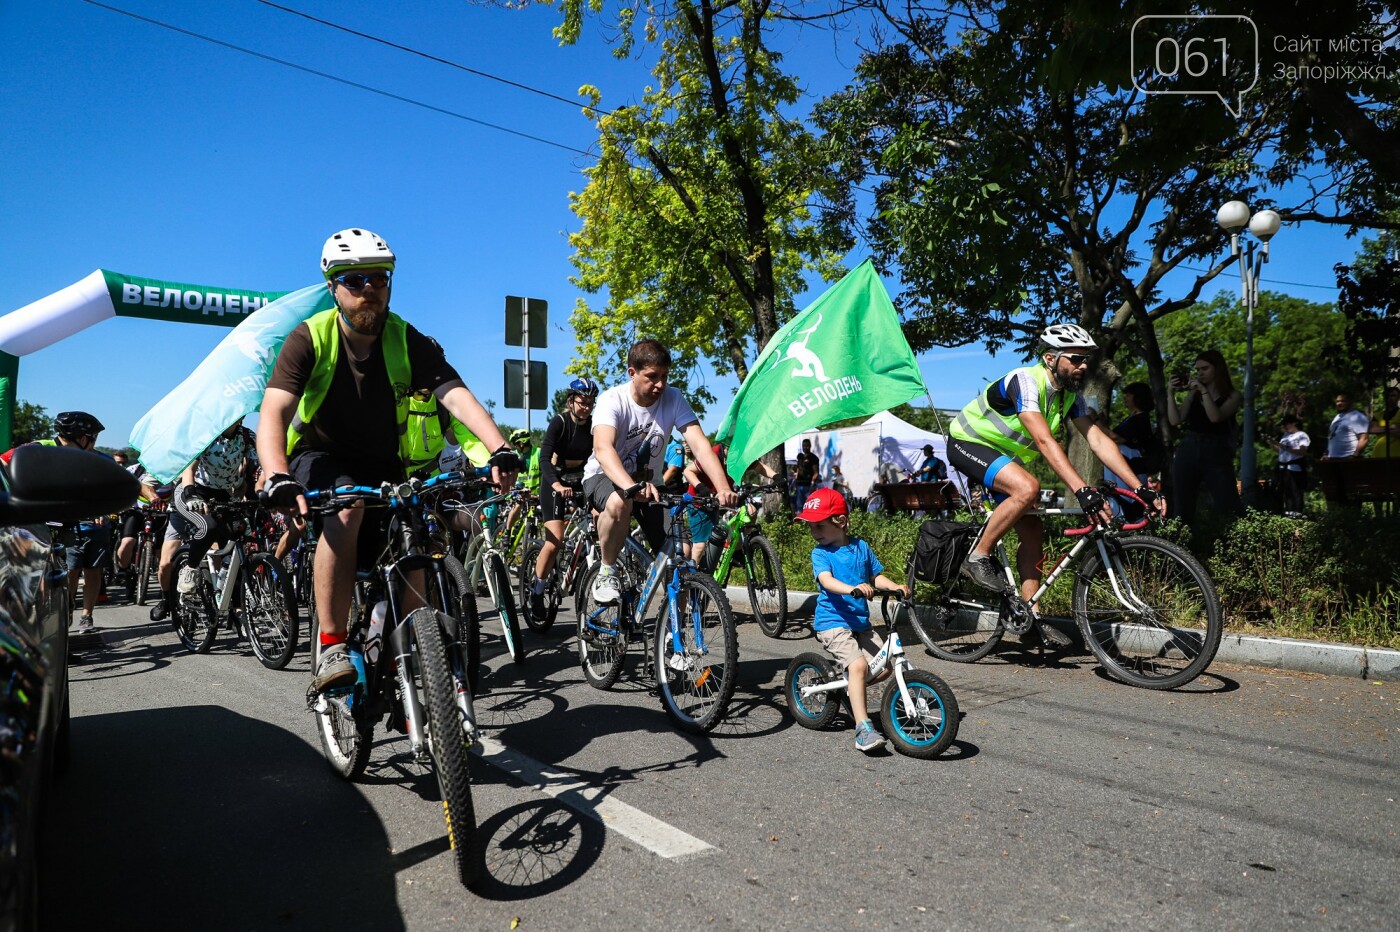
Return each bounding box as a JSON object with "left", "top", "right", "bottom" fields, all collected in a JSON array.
[{"left": 473, "top": 735, "right": 717, "bottom": 860}]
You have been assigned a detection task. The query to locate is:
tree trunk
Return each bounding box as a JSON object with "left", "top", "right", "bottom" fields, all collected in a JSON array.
[{"left": 1068, "top": 364, "right": 1118, "bottom": 491}]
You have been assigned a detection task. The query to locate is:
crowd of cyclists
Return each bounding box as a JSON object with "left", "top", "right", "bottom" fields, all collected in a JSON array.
[{"left": 16, "top": 227, "right": 1175, "bottom": 751}]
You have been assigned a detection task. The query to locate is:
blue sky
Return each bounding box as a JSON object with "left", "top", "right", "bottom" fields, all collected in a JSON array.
[{"left": 0, "top": 1, "right": 1358, "bottom": 448}]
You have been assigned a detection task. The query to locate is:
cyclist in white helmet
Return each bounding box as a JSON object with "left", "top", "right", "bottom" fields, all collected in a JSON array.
[
  {"left": 944, "top": 324, "right": 1164, "bottom": 648},
  {"left": 257, "top": 228, "right": 521, "bottom": 694}
]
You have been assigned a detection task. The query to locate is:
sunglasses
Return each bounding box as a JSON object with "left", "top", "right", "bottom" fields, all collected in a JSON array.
[
  {"left": 333, "top": 270, "right": 392, "bottom": 291},
  {"left": 1061, "top": 353, "right": 1093, "bottom": 366}
]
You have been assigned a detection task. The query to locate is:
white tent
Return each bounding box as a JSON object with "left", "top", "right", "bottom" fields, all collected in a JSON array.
[{"left": 783, "top": 409, "right": 972, "bottom": 503}]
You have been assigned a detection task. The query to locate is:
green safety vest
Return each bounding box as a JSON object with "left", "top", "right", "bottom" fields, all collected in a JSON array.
[
  {"left": 950, "top": 365, "right": 1077, "bottom": 464},
  {"left": 522, "top": 446, "right": 541, "bottom": 494},
  {"left": 286, "top": 308, "right": 412, "bottom": 460},
  {"left": 402, "top": 397, "right": 493, "bottom": 473}
]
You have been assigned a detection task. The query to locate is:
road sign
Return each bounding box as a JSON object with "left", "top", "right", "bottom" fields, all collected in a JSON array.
[
  {"left": 505, "top": 296, "right": 547, "bottom": 348},
  {"left": 504, "top": 359, "right": 547, "bottom": 410}
]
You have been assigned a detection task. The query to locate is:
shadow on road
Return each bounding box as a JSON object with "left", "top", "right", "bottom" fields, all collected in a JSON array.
[
  {"left": 472, "top": 799, "right": 606, "bottom": 901},
  {"left": 43, "top": 705, "right": 405, "bottom": 931}
]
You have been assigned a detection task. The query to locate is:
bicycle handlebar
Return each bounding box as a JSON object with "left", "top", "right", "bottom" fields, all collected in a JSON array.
[{"left": 1061, "top": 486, "right": 1153, "bottom": 537}]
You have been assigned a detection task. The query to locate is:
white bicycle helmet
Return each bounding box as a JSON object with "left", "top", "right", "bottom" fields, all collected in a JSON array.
[
  {"left": 1039, "top": 323, "right": 1097, "bottom": 350},
  {"left": 321, "top": 228, "right": 396, "bottom": 277}
]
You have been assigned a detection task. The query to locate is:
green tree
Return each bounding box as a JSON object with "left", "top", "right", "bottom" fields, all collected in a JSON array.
[
  {"left": 12, "top": 400, "right": 52, "bottom": 446},
  {"left": 555, "top": 0, "right": 851, "bottom": 434},
  {"left": 816, "top": 0, "right": 1399, "bottom": 485}
]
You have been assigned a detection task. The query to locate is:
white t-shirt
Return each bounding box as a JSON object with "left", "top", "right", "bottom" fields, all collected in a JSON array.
[
  {"left": 583, "top": 384, "right": 698, "bottom": 484},
  {"left": 1327, "top": 409, "right": 1371, "bottom": 458},
  {"left": 1278, "top": 430, "right": 1310, "bottom": 470}
]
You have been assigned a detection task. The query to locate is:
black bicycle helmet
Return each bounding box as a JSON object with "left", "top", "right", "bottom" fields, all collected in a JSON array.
[{"left": 54, "top": 410, "right": 105, "bottom": 439}]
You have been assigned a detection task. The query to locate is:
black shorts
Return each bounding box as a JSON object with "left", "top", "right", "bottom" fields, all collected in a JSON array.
[
  {"left": 945, "top": 437, "right": 1020, "bottom": 496},
  {"left": 291, "top": 449, "right": 403, "bottom": 570},
  {"left": 540, "top": 472, "right": 584, "bottom": 523},
  {"left": 582, "top": 473, "right": 664, "bottom": 552},
  {"left": 119, "top": 510, "right": 143, "bottom": 539}
]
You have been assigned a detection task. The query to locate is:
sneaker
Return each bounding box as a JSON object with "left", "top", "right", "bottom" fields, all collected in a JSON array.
[
  {"left": 177, "top": 565, "right": 200, "bottom": 595},
  {"left": 854, "top": 721, "right": 886, "bottom": 753},
  {"left": 311, "top": 642, "right": 357, "bottom": 693},
  {"left": 959, "top": 552, "right": 1008, "bottom": 593},
  {"left": 149, "top": 598, "right": 171, "bottom": 622},
  {"left": 591, "top": 565, "right": 621, "bottom": 605},
  {"left": 529, "top": 577, "right": 547, "bottom": 619},
  {"left": 75, "top": 614, "right": 96, "bottom": 633},
  {"left": 1035, "top": 618, "right": 1073, "bottom": 650}
]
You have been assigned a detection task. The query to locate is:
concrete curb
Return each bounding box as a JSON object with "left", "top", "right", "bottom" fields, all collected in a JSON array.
[{"left": 722, "top": 585, "right": 1400, "bottom": 682}]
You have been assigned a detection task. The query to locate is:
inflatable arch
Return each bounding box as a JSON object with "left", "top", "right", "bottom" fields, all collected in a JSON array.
[{"left": 0, "top": 270, "right": 333, "bottom": 481}]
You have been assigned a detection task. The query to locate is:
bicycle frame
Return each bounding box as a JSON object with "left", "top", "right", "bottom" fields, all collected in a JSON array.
[{"left": 796, "top": 610, "right": 923, "bottom": 718}]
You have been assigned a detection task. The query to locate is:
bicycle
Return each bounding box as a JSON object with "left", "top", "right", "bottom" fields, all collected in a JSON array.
[
  {"left": 907, "top": 487, "right": 1223, "bottom": 690},
  {"left": 499, "top": 488, "right": 541, "bottom": 576},
  {"left": 785, "top": 594, "right": 960, "bottom": 759},
  {"left": 131, "top": 501, "right": 168, "bottom": 606},
  {"left": 692, "top": 481, "right": 789, "bottom": 637},
  {"left": 301, "top": 475, "right": 484, "bottom": 887},
  {"left": 575, "top": 489, "right": 739, "bottom": 734},
  {"left": 449, "top": 484, "right": 526, "bottom": 665},
  {"left": 516, "top": 492, "right": 594, "bottom": 633},
  {"left": 169, "top": 501, "right": 300, "bottom": 669}
]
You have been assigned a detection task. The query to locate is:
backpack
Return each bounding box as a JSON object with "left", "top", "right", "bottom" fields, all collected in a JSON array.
[{"left": 909, "top": 520, "right": 979, "bottom": 584}]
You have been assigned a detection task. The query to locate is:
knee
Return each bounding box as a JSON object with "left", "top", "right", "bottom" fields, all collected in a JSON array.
[{"left": 848, "top": 656, "right": 869, "bottom": 678}]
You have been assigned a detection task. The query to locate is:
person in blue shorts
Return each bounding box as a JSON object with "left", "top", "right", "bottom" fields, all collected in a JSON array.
[{"left": 794, "top": 488, "right": 909, "bottom": 753}]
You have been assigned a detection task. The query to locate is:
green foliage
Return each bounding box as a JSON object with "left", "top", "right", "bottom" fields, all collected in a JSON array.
[
  {"left": 559, "top": 2, "right": 851, "bottom": 415},
  {"left": 1206, "top": 510, "right": 1400, "bottom": 647},
  {"left": 12, "top": 400, "right": 52, "bottom": 446}
]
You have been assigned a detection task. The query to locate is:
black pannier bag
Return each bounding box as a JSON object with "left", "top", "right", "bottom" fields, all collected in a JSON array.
[{"left": 909, "top": 520, "right": 979, "bottom": 584}]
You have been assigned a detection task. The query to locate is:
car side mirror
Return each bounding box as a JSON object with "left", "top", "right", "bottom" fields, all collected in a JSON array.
[{"left": 0, "top": 445, "right": 140, "bottom": 525}]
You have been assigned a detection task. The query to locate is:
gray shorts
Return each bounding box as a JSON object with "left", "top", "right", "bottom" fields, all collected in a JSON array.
[{"left": 815, "top": 626, "right": 884, "bottom": 670}]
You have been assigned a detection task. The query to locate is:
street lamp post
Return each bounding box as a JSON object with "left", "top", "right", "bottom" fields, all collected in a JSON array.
[{"left": 1215, "top": 201, "right": 1281, "bottom": 508}]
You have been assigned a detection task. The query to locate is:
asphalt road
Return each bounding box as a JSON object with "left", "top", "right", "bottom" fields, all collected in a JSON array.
[{"left": 43, "top": 592, "right": 1398, "bottom": 931}]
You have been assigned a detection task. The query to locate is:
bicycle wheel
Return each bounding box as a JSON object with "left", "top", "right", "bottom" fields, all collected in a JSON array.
[
  {"left": 906, "top": 560, "right": 1002, "bottom": 661},
  {"left": 575, "top": 563, "right": 628, "bottom": 689},
  {"left": 517, "top": 539, "right": 556, "bottom": 633},
  {"left": 1072, "top": 535, "right": 1223, "bottom": 690},
  {"left": 880, "top": 669, "right": 960, "bottom": 759},
  {"left": 411, "top": 610, "right": 481, "bottom": 887},
  {"left": 654, "top": 571, "right": 738, "bottom": 734},
  {"left": 439, "top": 554, "right": 482, "bottom": 696},
  {"left": 171, "top": 548, "right": 218, "bottom": 653},
  {"left": 243, "top": 554, "right": 299, "bottom": 670},
  {"left": 744, "top": 534, "right": 789, "bottom": 638},
  {"left": 784, "top": 652, "right": 841, "bottom": 730},
  {"left": 309, "top": 627, "right": 373, "bottom": 780},
  {"left": 484, "top": 551, "right": 526, "bottom": 664},
  {"left": 136, "top": 538, "right": 153, "bottom": 606}
]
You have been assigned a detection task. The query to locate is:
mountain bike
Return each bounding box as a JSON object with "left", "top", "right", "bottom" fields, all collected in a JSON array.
[
  {"left": 517, "top": 493, "right": 594, "bottom": 633},
  {"left": 499, "top": 489, "right": 540, "bottom": 577},
  {"left": 301, "top": 475, "right": 483, "bottom": 887},
  {"left": 693, "top": 481, "right": 789, "bottom": 637},
  {"left": 785, "top": 594, "right": 960, "bottom": 759},
  {"left": 169, "top": 501, "right": 300, "bottom": 669},
  {"left": 132, "top": 501, "right": 168, "bottom": 606},
  {"left": 449, "top": 485, "right": 526, "bottom": 665},
  {"left": 907, "top": 487, "right": 1222, "bottom": 690},
  {"left": 575, "top": 489, "right": 738, "bottom": 734}
]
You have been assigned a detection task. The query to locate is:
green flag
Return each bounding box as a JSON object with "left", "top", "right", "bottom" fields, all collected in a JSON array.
[{"left": 716, "top": 260, "right": 926, "bottom": 483}]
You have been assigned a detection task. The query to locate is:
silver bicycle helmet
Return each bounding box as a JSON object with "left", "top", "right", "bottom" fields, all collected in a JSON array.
[
  {"left": 321, "top": 228, "right": 396, "bottom": 278},
  {"left": 1039, "top": 323, "right": 1098, "bottom": 350}
]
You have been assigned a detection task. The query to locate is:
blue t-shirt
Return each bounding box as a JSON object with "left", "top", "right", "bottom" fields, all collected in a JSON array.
[
  {"left": 811, "top": 539, "right": 883, "bottom": 633},
  {"left": 664, "top": 439, "right": 685, "bottom": 471}
]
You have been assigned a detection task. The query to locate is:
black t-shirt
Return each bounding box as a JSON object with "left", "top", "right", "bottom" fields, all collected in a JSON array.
[
  {"left": 794, "top": 451, "right": 819, "bottom": 483},
  {"left": 268, "top": 317, "right": 460, "bottom": 462},
  {"left": 540, "top": 412, "right": 593, "bottom": 488}
]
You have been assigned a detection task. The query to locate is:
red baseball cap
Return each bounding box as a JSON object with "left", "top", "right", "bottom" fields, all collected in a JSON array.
[{"left": 794, "top": 487, "right": 849, "bottom": 522}]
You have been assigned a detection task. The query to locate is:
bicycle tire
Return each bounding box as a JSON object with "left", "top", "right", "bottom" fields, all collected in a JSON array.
[
  {"left": 309, "top": 622, "right": 373, "bottom": 780},
  {"left": 136, "top": 538, "right": 153, "bottom": 606},
  {"left": 485, "top": 550, "right": 526, "bottom": 664},
  {"left": 243, "top": 553, "right": 299, "bottom": 670},
  {"left": 411, "top": 610, "right": 482, "bottom": 888},
  {"left": 1072, "top": 534, "right": 1223, "bottom": 690},
  {"left": 880, "top": 669, "right": 960, "bottom": 759},
  {"left": 906, "top": 559, "right": 1002, "bottom": 662},
  {"left": 440, "top": 554, "right": 482, "bottom": 696},
  {"left": 517, "top": 539, "right": 557, "bottom": 633},
  {"left": 171, "top": 547, "right": 218, "bottom": 653},
  {"left": 654, "top": 570, "right": 738, "bottom": 734},
  {"left": 784, "top": 652, "right": 841, "bottom": 729},
  {"left": 744, "top": 534, "right": 789, "bottom": 638},
  {"left": 575, "top": 562, "right": 628, "bottom": 689}
]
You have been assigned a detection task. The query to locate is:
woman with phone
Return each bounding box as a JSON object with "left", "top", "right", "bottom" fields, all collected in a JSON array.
[{"left": 1164, "top": 349, "right": 1244, "bottom": 523}]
